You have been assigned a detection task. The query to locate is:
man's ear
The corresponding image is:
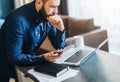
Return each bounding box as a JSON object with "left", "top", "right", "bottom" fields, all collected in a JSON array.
[{"left": 35, "top": 0, "right": 43, "bottom": 9}]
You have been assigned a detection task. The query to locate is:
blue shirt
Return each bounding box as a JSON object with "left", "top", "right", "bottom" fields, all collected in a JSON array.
[{"left": 0, "top": 1, "right": 66, "bottom": 77}]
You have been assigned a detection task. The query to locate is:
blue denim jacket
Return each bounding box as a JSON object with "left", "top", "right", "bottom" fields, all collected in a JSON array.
[{"left": 0, "top": 1, "right": 66, "bottom": 78}]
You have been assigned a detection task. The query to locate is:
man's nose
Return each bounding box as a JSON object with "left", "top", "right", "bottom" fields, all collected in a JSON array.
[{"left": 53, "top": 7, "right": 58, "bottom": 14}]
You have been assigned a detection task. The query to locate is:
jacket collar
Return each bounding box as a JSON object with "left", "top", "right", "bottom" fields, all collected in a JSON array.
[{"left": 29, "top": 1, "right": 47, "bottom": 24}]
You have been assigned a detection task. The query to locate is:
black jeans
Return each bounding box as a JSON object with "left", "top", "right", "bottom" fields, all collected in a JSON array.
[
  {"left": 0, "top": 77, "right": 10, "bottom": 82},
  {"left": 0, "top": 76, "right": 18, "bottom": 82}
]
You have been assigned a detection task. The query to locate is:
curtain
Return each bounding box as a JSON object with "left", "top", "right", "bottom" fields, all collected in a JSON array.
[
  {"left": 59, "top": 0, "right": 68, "bottom": 15},
  {"left": 68, "top": 0, "right": 120, "bottom": 30},
  {"left": 0, "top": 0, "right": 14, "bottom": 18},
  {"left": 14, "top": 0, "right": 33, "bottom": 9}
]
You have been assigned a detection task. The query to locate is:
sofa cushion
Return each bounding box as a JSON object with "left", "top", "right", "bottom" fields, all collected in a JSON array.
[{"left": 67, "top": 18, "right": 95, "bottom": 37}]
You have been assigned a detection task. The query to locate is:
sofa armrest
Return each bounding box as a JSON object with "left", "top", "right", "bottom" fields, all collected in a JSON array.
[
  {"left": 94, "top": 26, "right": 100, "bottom": 29},
  {"left": 66, "top": 29, "right": 108, "bottom": 52},
  {"left": 82, "top": 29, "right": 108, "bottom": 51}
]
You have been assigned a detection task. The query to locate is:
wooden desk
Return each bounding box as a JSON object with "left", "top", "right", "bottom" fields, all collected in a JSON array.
[{"left": 16, "top": 46, "right": 120, "bottom": 82}]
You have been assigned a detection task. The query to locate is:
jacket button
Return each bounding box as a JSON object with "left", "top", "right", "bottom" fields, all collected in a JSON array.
[
  {"left": 35, "top": 43, "right": 38, "bottom": 46},
  {"left": 36, "top": 19, "right": 39, "bottom": 23}
]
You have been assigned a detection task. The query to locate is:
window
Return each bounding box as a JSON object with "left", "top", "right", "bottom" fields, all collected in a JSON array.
[{"left": 67, "top": 0, "right": 120, "bottom": 55}]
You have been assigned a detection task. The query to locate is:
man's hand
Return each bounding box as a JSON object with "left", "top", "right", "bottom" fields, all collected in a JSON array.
[
  {"left": 43, "top": 50, "right": 63, "bottom": 62},
  {"left": 47, "top": 15, "right": 65, "bottom": 31}
]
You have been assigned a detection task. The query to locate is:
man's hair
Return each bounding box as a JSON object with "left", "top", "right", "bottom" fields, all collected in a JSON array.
[
  {"left": 34, "top": 0, "right": 47, "bottom": 2},
  {"left": 43, "top": 0, "right": 47, "bottom": 3}
]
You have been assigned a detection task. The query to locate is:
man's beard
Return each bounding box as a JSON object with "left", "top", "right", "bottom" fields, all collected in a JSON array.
[{"left": 39, "top": 6, "right": 47, "bottom": 19}]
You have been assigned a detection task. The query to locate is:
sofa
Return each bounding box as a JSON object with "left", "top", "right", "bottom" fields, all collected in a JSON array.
[{"left": 38, "top": 15, "right": 108, "bottom": 54}]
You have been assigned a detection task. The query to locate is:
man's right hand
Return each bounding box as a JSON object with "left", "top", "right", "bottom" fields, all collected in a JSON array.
[
  {"left": 43, "top": 50, "right": 63, "bottom": 62},
  {"left": 47, "top": 15, "right": 65, "bottom": 31}
]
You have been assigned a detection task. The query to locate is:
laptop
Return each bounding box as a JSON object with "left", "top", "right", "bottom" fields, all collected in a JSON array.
[{"left": 54, "top": 35, "right": 112, "bottom": 66}]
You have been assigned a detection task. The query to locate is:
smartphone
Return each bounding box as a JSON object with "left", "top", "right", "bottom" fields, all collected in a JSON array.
[{"left": 52, "top": 50, "right": 63, "bottom": 56}]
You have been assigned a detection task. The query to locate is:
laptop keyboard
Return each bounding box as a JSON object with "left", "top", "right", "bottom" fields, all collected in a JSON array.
[{"left": 65, "top": 49, "right": 91, "bottom": 63}]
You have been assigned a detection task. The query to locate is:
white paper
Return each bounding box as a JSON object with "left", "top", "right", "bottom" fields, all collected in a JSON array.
[{"left": 28, "top": 68, "right": 79, "bottom": 82}]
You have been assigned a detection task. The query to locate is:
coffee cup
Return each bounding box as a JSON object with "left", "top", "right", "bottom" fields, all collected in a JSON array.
[{"left": 74, "top": 35, "right": 84, "bottom": 50}]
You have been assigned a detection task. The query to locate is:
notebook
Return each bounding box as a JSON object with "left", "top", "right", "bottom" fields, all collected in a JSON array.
[
  {"left": 54, "top": 35, "right": 112, "bottom": 66},
  {"left": 34, "top": 62, "right": 69, "bottom": 77}
]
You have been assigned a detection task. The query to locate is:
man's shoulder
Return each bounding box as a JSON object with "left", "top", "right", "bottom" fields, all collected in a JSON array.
[{"left": 6, "top": 2, "right": 33, "bottom": 20}]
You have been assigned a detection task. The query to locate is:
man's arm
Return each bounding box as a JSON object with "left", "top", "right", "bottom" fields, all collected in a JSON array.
[
  {"left": 5, "top": 17, "right": 46, "bottom": 66},
  {"left": 47, "top": 15, "right": 66, "bottom": 49},
  {"left": 5, "top": 16, "right": 64, "bottom": 66},
  {"left": 48, "top": 27, "right": 66, "bottom": 49}
]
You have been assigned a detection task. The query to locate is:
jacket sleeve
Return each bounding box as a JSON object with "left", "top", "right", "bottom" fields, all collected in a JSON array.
[
  {"left": 48, "top": 24, "right": 66, "bottom": 49},
  {"left": 5, "top": 17, "right": 46, "bottom": 66}
]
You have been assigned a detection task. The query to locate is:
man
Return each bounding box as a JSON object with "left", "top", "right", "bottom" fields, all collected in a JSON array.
[{"left": 0, "top": 0, "right": 66, "bottom": 81}]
